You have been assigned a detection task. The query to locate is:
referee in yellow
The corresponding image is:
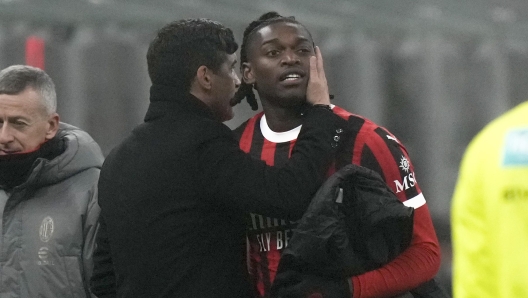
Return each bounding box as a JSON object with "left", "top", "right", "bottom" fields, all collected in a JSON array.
[{"left": 451, "top": 101, "right": 528, "bottom": 297}]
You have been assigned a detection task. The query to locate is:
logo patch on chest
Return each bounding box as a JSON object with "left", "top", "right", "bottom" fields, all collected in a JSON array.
[
  {"left": 503, "top": 128, "right": 528, "bottom": 166},
  {"left": 39, "top": 216, "right": 54, "bottom": 242}
]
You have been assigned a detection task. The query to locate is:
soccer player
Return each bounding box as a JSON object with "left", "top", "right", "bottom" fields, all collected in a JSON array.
[{"left": 233, "top": 12, "right": 442, "bottom": 297}]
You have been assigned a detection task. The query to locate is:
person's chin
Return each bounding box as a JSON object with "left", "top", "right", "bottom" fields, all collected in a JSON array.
[
  {"left": 278, "top": 92, "right": 306, "bottom": 106},
  {"left": 279, "top": 87, "right": 306, "bottom": 100},
  {"left": 220, "top": 107, "right": 235, "bottom": 122}
]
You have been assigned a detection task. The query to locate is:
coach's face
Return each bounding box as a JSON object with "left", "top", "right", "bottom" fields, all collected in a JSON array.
[
  {"left": 209, "top": 53, "right": 241, "bottom": 122},
  {"left": 0, "top": 87, "right": 58, "bottom": 155}
]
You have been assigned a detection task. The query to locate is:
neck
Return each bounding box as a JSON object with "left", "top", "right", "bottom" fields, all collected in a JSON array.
[
  {"left": 260, "top": 100, "right": 305, "bottom": 132},
  {"left": 0, "top": 137, "right": 64, "bottom": 190}
]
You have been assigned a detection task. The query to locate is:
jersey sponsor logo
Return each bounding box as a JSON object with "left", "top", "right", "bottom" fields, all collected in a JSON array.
[
  {"left": 248, "top": 214, "right": 295, "bottom": 252},
  {"left": 399, "top": 156, "right": 410, "bottom": 173},
  {"left": 394, "top": 172, "right": 416, "bottom": 193},
  {"left": 502, "top": 128, "right": 528, "bottom": 166},
  {"left": 255, "top": 229, "right": 293, "bottom": 252},
  {"left": 248, "top": 213, "right": 294, "bottom": 231},
  {"left": 394, "top": 156, "right": 416, "bottom": 193},
  {"left": 39, "top": 216, "right": 54, "bottom": 242}
]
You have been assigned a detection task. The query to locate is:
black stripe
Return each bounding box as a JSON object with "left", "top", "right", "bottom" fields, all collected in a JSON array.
[
  {"left": 335, "top": 115, "right": 364, "bottom": 170},
  {"left": 360, "top": 146, "right": 385, "bottom": 179},
  {"left": 260, "top": 248, "right": 272, "bottom": 298},
  {"left": 373, "top": 127, "right": 420, "bottom": 199},
  {"left": 274, "top": 142, "right": 291, "bottom": 168}
]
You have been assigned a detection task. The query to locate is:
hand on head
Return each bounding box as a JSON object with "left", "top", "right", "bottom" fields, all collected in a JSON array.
[{"left": 306, "top": 46, "right": 330, "bottom": 106}]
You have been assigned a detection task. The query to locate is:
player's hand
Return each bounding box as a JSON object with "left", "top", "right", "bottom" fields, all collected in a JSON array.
[{"left": 306, "top": 46, "right": 331, "bottom": 106}]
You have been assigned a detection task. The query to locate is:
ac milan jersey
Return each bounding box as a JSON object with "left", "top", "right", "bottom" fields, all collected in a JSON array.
[{"left": 234, "top": 106, "right": 440, "bottom": 298}]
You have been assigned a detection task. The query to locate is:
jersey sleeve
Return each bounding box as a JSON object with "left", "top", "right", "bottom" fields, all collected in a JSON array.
[{"left": 349, "top": 125, "right": 441, "bottom": 298}]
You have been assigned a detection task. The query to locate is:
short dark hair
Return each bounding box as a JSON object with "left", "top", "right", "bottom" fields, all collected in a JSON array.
[
  {"left": 147, "top": 18, "right": 238, "bottom": 92},
  {"left": 233, "top": 12, "right": 310, "bottom": 110},
  {"left": 0, "top": 65, "right": 57, "bottom": 114}
]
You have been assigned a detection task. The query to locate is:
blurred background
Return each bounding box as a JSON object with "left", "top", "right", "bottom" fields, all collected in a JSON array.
[{"left": 3, "top": 0, "right": 528, "bottom": 295}]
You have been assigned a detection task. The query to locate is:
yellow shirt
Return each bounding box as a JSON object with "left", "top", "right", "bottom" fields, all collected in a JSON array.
[{"left": 452, "top": 101, "right": 528, "bottom": 297}]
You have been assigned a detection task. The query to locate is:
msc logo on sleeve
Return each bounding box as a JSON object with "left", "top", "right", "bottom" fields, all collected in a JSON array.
[
  {"left": 502, "top": 128, "right": 528, "bottom": 166},
  {"left": 394, "top": 156, "right": 416, "bottom": 193}
]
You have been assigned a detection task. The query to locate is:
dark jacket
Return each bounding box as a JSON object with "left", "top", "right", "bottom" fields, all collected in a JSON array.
[
  {"left": 271, "top": 165, "right": 448, "bottom": 298},
  {"left": 273, "top": 164, "right": 414, "bottom": 280},
  {"left": 94, "top": 84, "right": 345, "bottom": 298}
]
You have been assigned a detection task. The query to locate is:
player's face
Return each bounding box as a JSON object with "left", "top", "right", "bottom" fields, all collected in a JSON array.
[
  {"left": 0, "top": 87, "right": 58, "bottom": 155},
  {"left": 243, "top": 22, "right": 314, "bottom": 107},
  {"left": 210, "top": 53, "right": 241, "bottom": 122}
]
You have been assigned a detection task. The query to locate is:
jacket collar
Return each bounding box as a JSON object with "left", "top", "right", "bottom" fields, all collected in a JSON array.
[{"left": 145, "top": 84, "right": 215, "bottom": 122}]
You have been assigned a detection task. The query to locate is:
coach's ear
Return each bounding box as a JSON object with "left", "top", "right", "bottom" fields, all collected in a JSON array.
[{"left": 195, "top": 65, "right": 213, "bottom": 91}]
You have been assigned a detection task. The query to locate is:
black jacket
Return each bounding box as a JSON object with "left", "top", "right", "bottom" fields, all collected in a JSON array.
[
  {"left": 273, "top": 164, "right": 414, "bottom": 280},
  {"left": 271, "top": 165, "right": 448, "bottom": 298},
  {"left": 93, "top": 84, "right": 346, "bottom": 298}
]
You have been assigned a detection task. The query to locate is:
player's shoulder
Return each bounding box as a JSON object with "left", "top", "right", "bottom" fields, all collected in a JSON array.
[
  {"left": 332, "top": 105, "right": 391, "bottom": 134},
  {"left": 232, "top": 112, "right": 264, "bottom": 136}
]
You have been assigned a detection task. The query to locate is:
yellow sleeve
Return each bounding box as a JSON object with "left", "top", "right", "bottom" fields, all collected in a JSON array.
[{"left": 451, "top": 137, "right": 497, "bottom": 298}]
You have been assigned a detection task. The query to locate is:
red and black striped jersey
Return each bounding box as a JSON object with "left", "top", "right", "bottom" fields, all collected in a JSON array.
[{"left": 234, "top": 105, "right": 441, "bottom": 298}]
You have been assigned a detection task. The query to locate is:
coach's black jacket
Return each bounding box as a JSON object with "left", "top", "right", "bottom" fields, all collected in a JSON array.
[{"left": 91, "top": 84, "right": 346, "bottom": 298}]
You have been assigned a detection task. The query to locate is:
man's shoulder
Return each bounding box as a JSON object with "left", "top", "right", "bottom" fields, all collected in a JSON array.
[{"left": 332, "top": 106, "right": 389, "bottom": 135}]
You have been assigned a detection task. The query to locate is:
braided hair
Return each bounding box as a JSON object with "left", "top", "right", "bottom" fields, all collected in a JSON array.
[{"left": 232, "top": 12, "right": 308, "bottom": 110}]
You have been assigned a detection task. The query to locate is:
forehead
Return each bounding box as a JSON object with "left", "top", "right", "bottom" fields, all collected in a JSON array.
[
  {"left": 224, "top": 53, "right": 237, "bottom": 64},
  {"left": 0, "top": 87, "right": 46, "bottom": 117},
  {"left": 253, "top": 22, "right": 312, "bottom": 46}
]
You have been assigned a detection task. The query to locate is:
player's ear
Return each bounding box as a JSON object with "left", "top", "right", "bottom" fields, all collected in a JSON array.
[{"left": 242, "top": 62, "right": 255, "bottom": 85}]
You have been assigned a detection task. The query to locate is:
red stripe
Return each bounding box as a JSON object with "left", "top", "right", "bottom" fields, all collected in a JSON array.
[
  {"left": 239, "top": 112, "right": 263, "bottom": 153},
  {"left": 332, "top": 105, "right": 353, "bottom": 120},
  {"left": 354, "top": 122, "right": 409, "bottom": 201},
  {"left": 25, "top": 36, "right": 45, "bottom": 70},
  {"left": 288, "top": 141, "right": 295, "bottom": 158}
]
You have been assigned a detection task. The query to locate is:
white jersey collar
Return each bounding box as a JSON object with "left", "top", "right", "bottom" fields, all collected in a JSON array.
[
  {"left": 259, "top": 105, "right": 335, "bottom": 143},
  {"left": 260, "top": 115, "right": 301, "bottom": 143}
]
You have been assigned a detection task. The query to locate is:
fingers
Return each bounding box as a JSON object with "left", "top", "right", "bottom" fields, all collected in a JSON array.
[
  {"left": 306, "top": 46, "right": 331, "bottom": 105},
  {"left": 309, "top": 54, "right": 317, "bottom": 82},
  {"left": 310, "top": 46, "right": 326, "bottom": 82},
  {"left": 315, "top": 46, "right": 326, "bottom": 81}
]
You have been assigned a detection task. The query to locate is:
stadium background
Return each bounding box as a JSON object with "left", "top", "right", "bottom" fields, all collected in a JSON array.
[{"left": 3, "top": 0, "right": 528, "bottom": 294}]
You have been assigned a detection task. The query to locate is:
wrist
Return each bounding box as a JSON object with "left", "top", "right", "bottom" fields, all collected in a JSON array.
[{"left": 311, "top": 104, "right": 332, "bottom": 111}]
